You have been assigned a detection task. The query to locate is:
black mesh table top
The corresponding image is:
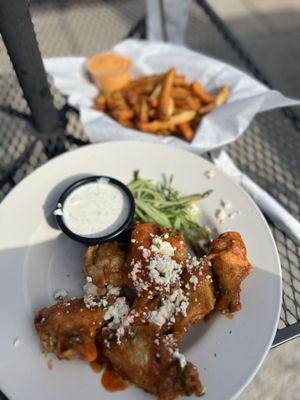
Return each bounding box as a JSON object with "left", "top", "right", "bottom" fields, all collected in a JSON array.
[{"left": 0, "top": 0, "right": 299, "bottom": 350}]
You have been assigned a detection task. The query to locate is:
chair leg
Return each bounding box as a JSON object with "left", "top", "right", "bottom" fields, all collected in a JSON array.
[{"left": 0, "top": 0, "right": 64, "bottom": 134}]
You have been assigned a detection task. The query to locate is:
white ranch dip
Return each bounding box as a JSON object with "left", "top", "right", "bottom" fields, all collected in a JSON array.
[{"left": 61, "top": 178, "right": 130, "bottom": 238}]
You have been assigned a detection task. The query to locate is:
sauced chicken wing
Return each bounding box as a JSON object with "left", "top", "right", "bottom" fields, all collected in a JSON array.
[
  {"left": 84, "top": 241, "right": 126, "bottom": 290},
  {"left": 173, "top": 257, "right": 215, "bottom": 341},
  {"left": 100, "top": 325, "right": 203, "bottom": 400},
  {"left": 35, "top": 299, "right": 105, "bottom": 362},
  {"left": 123, "top": 222, "right": 189, "bottom": 301},
  {"left": 208, "top": 231, "right": 253, "bottom": 313}
]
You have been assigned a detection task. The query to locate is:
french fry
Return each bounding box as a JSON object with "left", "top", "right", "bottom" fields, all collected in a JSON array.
[
  {"left": 158, "top": 67, "right": 176, "bottom": 120},
  {"left": 174, "top": 76, "right": 188, "bottom": 86},
  {"left": 170, "top": 110, "right": 196, "bottom": 125},
  {"left": 118, "top": 119, "right": 135, "bottom": 129},
  {"left": 178, "top": 122, "right": 195, "bottom": 142},
  {"left": 138, "top": 120, "right": 173, "bottom": 133},
  {"left": 150, "top": 84, "right": 162, "bottom": 99},
  {"left": 93, "top": 103, "right": 105, "bottom": 112},
  {"left": 186, "top": 96, "right": 201, "bottom": 111},
  {"left": 149, "top": 98, "right": 159, "bottom": 108},
  {"left": 191, "top": 81, "right": 213, "bottom": 104},
  {"left": 199, "top": 103, "right": 216, "bottom": 115},
  {"left": 125, "top": 91, "right": 139, "bottom": 107},
  {"left": 124, "top": 74, "right": 162, "bottom": 90},
  {"left": 139, "top": 97, "right": 149, "bottom": 123},
  {"left": 171, "top": 87, "right": 191, "bottom": 99},
  {"left": 148, "top": 108, "right": 157, "bottom": 118},
  {"left": 94, "top": 94, "right": 106, "bottom": 109},
  {"left": 111, "top": 109, "right": 135, "bottom": 120},
  {"left": 108, "top": 91, "right": 129, "bottom": 111},
  {"left": 139, "top": 110, "right": 196, "bottom": 133},
  {"left": 166, "top": 97, "right": 175, "bottom": 118},
  {"left": 215, "top": 85, "right": 229, "bottom": 106}
]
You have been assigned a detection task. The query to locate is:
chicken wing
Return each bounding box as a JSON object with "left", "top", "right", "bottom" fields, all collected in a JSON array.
[
  {"left": 83, "top": 241, "right": 126, "bottom": 290},
  {"left": 173, "top": 256, "right": 215, "bottom": 341},
  {"left": 208, "top": 231, "right": 253, "bottom": 313},
  {"left": 35, "top": 299, "right": 105, "bottom": 362},
  {"left": 123, "top": 222, "right": 188, "bottom": 301},
  {"left": 100, "top": 325, "right": 203, "bottom": 400}
]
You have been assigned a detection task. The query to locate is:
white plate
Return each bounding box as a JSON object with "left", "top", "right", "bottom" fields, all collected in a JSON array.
[{"left": 0, "top": 141, "right": 281, "bottom": 400}]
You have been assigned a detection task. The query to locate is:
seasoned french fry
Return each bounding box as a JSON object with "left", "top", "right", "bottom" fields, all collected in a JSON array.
[
  {"left": 112, "top": 109, "right": 135, "bottom": 120},
  {"left": 178, "top": 122, "right": 195, "bottom": 142},
  {"left": 118, "top": 119, "right": 135, "bottom": 129},
  {"left": 174, "top": 76, "right": 187, "bottom": 86},
  {"left": 137, "top": 119, "right": 175, "bottom": 134},
  {"left": 149, "top": 98, "right": 159, "bottom": 108},
  {"left": 139, "top": 110, "right": 196, "bottom": 133},
  {"left": 148, "top": 108, "right": 157, "bottom": 118},
  {"left": 191, "top": 81, "right": 213, "bottom": 104},
  {"left": 171, "top": 87, "right": 191, "bottom": 99},
  {"left": 169, "top": 109, "right": 196, "bottom": 125},
  {"left": 94, "top": 94, "right": 106, "bottom": 107},
  {"left": 108, "top": 91, "right": 129, "bottom": 111},
  {"left": 158, "top": 67, "right": 176, "bottom": 120},
  {"left": 199, "top": 103, "right": 216, "bottom": 115},
  {"left": 125, "top": 91, "right": 139, "bottom": 107},
  {"left": 166, "top": 97, "right": 175, "bottom": 118},
  {"left": 139, "top": 97, "right": 149, "bottom": 124},
  {"left": 215, "top": 85, "right": 229, "bottom": 106},
  {"left": 150, "top": 84, "right": 162, "bottom": 99},
  {"left": 186, "top": 96, "right": 201, "bottom": 111},
  {"left": 124, "top": 74, "right": 162, "bottom": 90}
]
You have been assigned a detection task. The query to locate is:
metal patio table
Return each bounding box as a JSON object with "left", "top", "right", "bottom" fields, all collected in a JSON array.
[{"left": 0, "top": 3, "right": 299, "bottom": 398}]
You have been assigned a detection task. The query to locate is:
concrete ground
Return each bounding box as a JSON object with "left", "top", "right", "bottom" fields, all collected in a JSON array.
[
  {"left": 209, "top": 1, "right": 300, "bottom": 399},
  {"left": 210, "top": 0, "right": 300, "bottom": 115}
]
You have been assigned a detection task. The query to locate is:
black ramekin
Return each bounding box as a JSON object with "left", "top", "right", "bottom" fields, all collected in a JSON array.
[{"left": 55, "top": 175, "right": 135, "bottom": 244}]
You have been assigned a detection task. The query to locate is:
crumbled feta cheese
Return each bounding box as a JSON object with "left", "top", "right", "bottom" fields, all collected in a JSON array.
[
  {"left": 142, "top": 248, "right": 151, "bottom": 259},
  {"left": 53, "top": 203, "right": 63, "bottom": 216},
  {"left": 83, "top": 282, "right": 98, "bottom": 296},
  {"left": 13, "top": 337, "right": 20, "bottom": 347},
  {"left": 130, "top": 261, "right": 141, "bottom": 281},
  {"left": 107, "top": 285, "right": 121, "bottom": 297},
  {"left": 104, "top": 297, "right": 130, "bottom": 329},
  {"left": 54, "top": 289, "right": 69, "bottom": 301},
  {"left": 221, "top": 200, "right": 231, "bottom": 210},
  {"left": 148, "top": 256, "right": 180, "bottom": 289},
  {"left": 216, "top": 209, "right": 226, "bottom": 223},
  {"left": 228, "top": 210, "right": 242, "bottom": 219},
  {"left": 53, "top": 208, "right": 63, "bottom": 216},
  {"left": 205, "top": 169, "right": 214, "bottom": 180},
  {"left": 189, "top": 275, "right": 198, "bottom": 288},
  {"left": 86, "top": 276, "right": 92, "bottom": 283},
  {"left": 149, "top": 298, "right": 175, "bottom": 327},
  {"left": 173, "top": 349, "right": 187, "bottom": 369},
  {"left": 149, "top": 289, "right": 189, "bottom": 327}
]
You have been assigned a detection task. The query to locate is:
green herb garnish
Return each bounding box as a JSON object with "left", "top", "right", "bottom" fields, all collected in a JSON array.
[{"left": 128, "top": 171, "right": 211, "bottom": 244}]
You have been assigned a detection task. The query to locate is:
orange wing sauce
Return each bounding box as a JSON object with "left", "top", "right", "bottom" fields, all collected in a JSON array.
[{"left": 101, "top": 364, "right": 130, "bottom": 392}]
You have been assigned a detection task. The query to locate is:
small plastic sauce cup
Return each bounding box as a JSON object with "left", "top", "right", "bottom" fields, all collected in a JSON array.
[{"left": 86, "top": 53, "right": 132, "bottom": 92}]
